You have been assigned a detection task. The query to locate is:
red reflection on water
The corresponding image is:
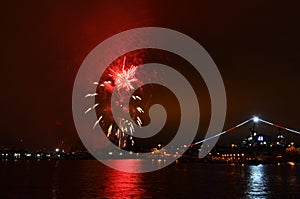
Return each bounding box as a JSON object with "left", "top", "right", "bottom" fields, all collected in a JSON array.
[{"left": 100, "top": 160, "right": 150, "bottom": 199}]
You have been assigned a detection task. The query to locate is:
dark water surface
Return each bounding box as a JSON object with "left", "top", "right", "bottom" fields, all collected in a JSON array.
[{"left": 0, "top": 160, "right": 299, "bottom": 199}]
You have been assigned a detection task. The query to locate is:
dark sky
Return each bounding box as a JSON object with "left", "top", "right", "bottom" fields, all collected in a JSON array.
[{"left": 1, "top": 0, "right": 300, "bottom": 150}]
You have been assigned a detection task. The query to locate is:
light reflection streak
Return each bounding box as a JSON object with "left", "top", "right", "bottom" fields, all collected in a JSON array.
[
  {"left": 100, "top": 160, "right": 151, "bottom": 199},
  {"left": 245, "top": 165, "right": 269, "bottom": 199}
]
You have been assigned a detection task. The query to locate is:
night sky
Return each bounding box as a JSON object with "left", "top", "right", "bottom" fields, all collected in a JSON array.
[{"left": 1, "top": 0, "right": 300, "bottom": 150}]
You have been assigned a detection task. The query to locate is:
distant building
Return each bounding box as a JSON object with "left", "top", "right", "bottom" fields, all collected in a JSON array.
[
  {"left": 241, "top": 124, "right": 285, "bottom": 148},
  {"left": 275, "top": 129, "right": 286, "bottom": 147}
]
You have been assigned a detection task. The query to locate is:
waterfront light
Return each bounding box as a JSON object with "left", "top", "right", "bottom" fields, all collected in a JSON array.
[{"left": 253, "top": 116, "right": 260, "bottom": 123}]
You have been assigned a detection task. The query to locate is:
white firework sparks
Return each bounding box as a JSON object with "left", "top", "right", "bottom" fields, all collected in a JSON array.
[
  {"left": 93, "top": 115, "right": 103, "bottom": 129},
  {"left": 136, "top": 107, "right": 144, "bottom": 113},
  {"left": 137, "top": 116, "right": 142, "bottom": 127},
  {"left": 135, "top": 96, "right": 142, "bottom": 100},
  {"left": 110, "top": 56, "right": 138, "bottom": 92},
  {"left": 107, "top": 124, "right": 113, "bottom": 137},
  {"left": 85, "top": 93, "right": 98, "bottom": 98},
  {"left": 84, "top": 103, "right": 99, "bottom": 114}
]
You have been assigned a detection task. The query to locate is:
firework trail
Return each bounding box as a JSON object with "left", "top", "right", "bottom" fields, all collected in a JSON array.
[
  {"left": 93, "top": 115, "right": 103, "bottom": 129},
  {"left": 85, "top": 93, "right": 98, "bottom": 98}
]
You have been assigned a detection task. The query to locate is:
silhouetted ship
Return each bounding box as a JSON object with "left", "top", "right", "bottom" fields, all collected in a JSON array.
[{"left": 180, "top": 124, "right": 300, "bottom": 165}]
